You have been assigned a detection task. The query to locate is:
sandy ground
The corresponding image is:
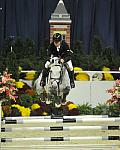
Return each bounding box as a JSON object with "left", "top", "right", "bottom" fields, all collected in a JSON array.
[{"left": 0, "top": 121, "right": 120, "bottom": 150}]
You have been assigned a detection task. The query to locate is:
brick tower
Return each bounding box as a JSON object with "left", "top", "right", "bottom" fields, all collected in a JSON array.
[{"left": 49, "top": 0, "right": 71, "bottom": 46}]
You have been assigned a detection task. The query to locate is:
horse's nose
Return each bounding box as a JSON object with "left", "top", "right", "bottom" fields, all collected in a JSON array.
[{"left": 52, "top": 81, "right": 58, "bottom": 88}]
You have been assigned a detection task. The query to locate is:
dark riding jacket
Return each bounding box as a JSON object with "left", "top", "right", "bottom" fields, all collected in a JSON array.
[{"left": 47, "top": 41, "right": 72, "bottom": 62}]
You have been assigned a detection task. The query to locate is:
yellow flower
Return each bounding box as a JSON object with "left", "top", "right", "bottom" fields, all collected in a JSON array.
[
  {"left": 12, "top": 104, "right": 21, "bottom": 109},
  {"left": 25, "top": 71, "right": 36, "bottom": 80},
  {"left": 76, "top": 73, "right": 89, "bottom": 81},
  {"left": 12, "top": 105, "right": 31, "bottom": 116},
  {"left": 74, "top": 67, "right": 89, "bottom": 81},
  {"left": 19, "top": 106, "right": 31, "bottom": 117},
  {"left": 15, "top": 81, "right": 25, "bottom": 88},
  {"left": 102, "top": 66, "right": 114, "bottom": 80},
  {"left": 68, "top": 104, "right": 77, "bottom": 110},
  {"left": 74, "top": 67, "right": 83, "bottom": 71},
  {"left": 42, "top": 112, "right": 48, "bottom": 116},
  {"left": 31, "top": 103, "right": 40, "bottom": 110}
]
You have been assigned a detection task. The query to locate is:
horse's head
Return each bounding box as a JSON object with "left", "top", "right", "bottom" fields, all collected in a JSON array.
[{"left": 49, "top": 57, "right": 62, "bottom": 92}]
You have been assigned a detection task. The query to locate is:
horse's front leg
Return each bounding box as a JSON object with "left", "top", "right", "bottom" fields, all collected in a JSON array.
[{"left": 62, "top": 86, "right": 70, "bottom": 103}]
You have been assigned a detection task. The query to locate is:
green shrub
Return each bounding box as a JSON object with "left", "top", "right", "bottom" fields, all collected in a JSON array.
[
  {"left": 19, "top": 94, "right": 33, "bottom": 107},
  {"left": 93, "top": 103, "right": 109, "bottom": 115},
  {"left": 77, "top": 103, "right": 93, "bottom": 115},
  {"left": 108, "top": 103, "right": 120, "bottom": 117}
]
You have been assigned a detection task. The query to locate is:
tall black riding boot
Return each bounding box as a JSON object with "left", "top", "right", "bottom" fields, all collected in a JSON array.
[
  {"left": 68, "top": 70, "right": 75, "bottom": 88},
  {"left": 40, "top": 68, "right": 49, "bottom": 87}
]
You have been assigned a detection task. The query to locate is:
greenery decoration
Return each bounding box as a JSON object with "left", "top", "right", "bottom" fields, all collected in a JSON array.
[
  {"left": 77, "top": 103, "right": 93, "bottom": 115},
  {"left": 6, "top": 51, "right": 19, "bottom": 81},
  {"left": 108, "top": 103, "right": 120, "bottom": 117},
  {"left": 93, "top": 103, "right": 109, "bottom": 115},
  {"left": 19, "top": 94, "right": 33, "bottom": 107}
]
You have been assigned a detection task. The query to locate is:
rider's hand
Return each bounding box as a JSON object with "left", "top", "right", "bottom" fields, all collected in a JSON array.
[{"left": 60, "top": 59, "right": 64, "bottom": 64}]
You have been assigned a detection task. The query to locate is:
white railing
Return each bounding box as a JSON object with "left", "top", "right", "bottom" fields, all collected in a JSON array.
[
  {"left": 21, "top": 70, "right": 120, "bottom": 81},
  {"left": 74, "top": 71, "right": 120, "bottom": 81}
]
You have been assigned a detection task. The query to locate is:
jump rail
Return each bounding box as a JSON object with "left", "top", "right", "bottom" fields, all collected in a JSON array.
[
  {"left": 1, "top": 125, "right": 120, "bottom": 132},
  {"left": 2, "top": 117, "right": 120, "bottom": 124},
  {"left": 1, "top": 144, "right": 119, "bottom": 150},
  {"left": 4, "top": 115, "right": 109, "bottom": 120},
  {"left": 1, "top": 136, "right": 120, "bottom": 142}
]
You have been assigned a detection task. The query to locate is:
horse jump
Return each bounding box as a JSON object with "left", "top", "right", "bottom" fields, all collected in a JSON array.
[{"left": 1, "top": 116, "right": 120, "bottom": 143}]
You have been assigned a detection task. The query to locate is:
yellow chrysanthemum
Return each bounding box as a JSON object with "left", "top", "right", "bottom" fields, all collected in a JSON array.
[
  {"left": 67, "top": 104, "right": 77, "bottom": 110},
  {"left": 19, "top": 106, "right": 31, "bottom": 117},
  {"left": 74, "top": 67, "right": 83, "bottom": 71},
  {"left": 102, "top": 66, "right": 114, "bottom": 80},
  {"left": 12, "top": 104, "right": 21, "bottom": 109},
  {"left": 74, "top": 67, "right": 89, "bottom": 81},
  {"left": 12, "top": 105, "right": 31, "bottom": 116},
  {"left": 15, "top": 81, "right": 25, "bottom": 88},
  {"left": 76, "top": 73, "right": 89, "bottom": 81},
  {"left": 31, "top": 103, "right": 40, "bottom": 110},
  {"left": 25, "top": 71, "right": 36, "bottom": 80},
  {"left": 42, "top": 112, "right": 48, "bottom": 116}
]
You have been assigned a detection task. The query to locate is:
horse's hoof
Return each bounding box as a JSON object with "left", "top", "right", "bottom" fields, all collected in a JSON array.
[
  {"left": 61, "top": 102, "right": 66, "bottom": 105},
  {"left": 46, "top": 100, "right": 51, "bottom": 104},
  {"left": 55, "top": 103, "right": 61, "bottom": 108}
]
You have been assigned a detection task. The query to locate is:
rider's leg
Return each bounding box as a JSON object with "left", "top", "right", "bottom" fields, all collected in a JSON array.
[
  {"left": 65, "top": 60, "right": 75, "bottom": 88},
  {"left": 40, "top": 61, "right": 50, "bottom": 87}
]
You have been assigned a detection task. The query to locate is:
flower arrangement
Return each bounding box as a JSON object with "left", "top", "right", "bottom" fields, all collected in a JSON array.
[
  {"left": 31, "top": 103, "right": 40, "bottom": 110},
  {"left": 102, "top": 66, "right": 114, "bottom": 80},
  {"left": 0, "top": 69, "right": 18, "bottom": 101},
  {"left": 12, "top": 104, "right": 31, "bottom": 116},
  {"left": 74, "top": 67, "right": 89, "bottom": 81},
  {"left": 106, "top": 79, "right": 120, "bottom": 104},
  {"left": 62, "top": 101, "right": 79, "bottom": 116}
]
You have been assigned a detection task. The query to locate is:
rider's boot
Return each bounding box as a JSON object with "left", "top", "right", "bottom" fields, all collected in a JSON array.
[
  {"left": 40, "top": 68, "right": 49, "bottom": 87},
  {"left": 68, "top": 70, "right": 75, "bottom": 88}
]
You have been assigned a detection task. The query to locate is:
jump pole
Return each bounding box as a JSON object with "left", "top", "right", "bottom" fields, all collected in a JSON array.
[
  {"left": 1, "top": 125, "right": 120, "bottom": 132},
  {"left": 4, "top": 115, "right": 109, "bottom": 120},
  {"left": 2, "top": 117, "right": 120, "bottom": 124},
  {"left": 1, "top": 136, "right": 120, "bottom": 142}
]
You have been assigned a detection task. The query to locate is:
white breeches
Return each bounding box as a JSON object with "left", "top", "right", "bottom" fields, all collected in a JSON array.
[{"left": 45, "top": 60, "right": 73, "bottom": 71}]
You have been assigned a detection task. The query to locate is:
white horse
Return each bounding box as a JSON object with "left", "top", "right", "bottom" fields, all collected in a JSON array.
[{"left": 34, "top": 57, "right": 70, "bottom": 107}]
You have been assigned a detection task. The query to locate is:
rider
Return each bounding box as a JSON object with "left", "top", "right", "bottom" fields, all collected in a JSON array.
[{"left": 40, "top": 33, "right": 75, "bottom": 88}]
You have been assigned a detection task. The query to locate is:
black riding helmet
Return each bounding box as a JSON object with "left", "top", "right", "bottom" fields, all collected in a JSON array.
[{"left": 53, "top": 33, "right": 62, "bottom": 42}]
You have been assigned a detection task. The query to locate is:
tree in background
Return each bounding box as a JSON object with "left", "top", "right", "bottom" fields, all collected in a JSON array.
[
  {"left": 73, "top": 40, "right": 88, "bottom": 69},
  {"left": 6, "top": 51, "right": 19, "bottom": 81}
]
